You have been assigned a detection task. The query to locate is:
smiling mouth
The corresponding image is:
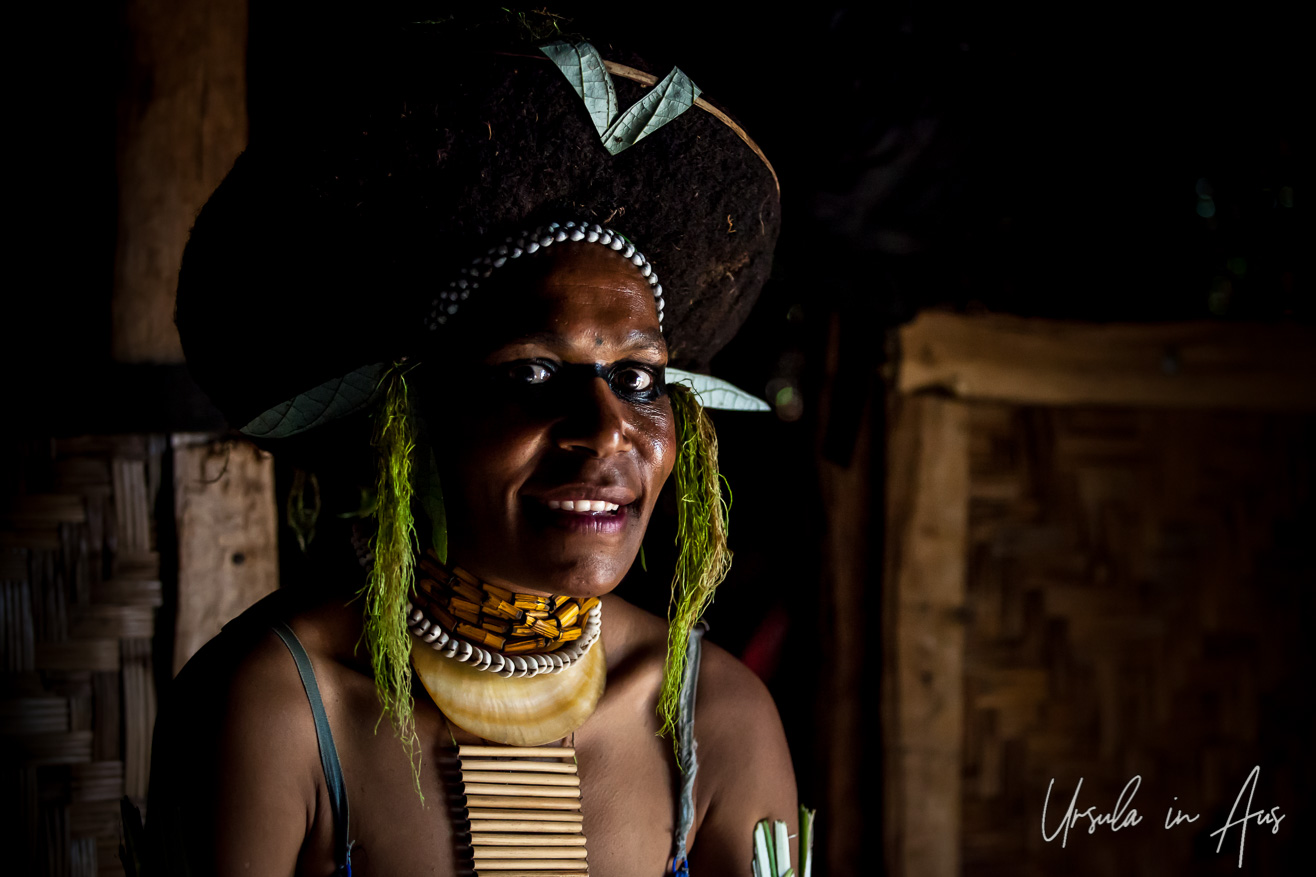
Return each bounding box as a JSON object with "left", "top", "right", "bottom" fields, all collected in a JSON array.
[
  {"left": 544, "top": 499, "right": 621, "bottom": 513},
  {"left": 528, "top": 495, "right": 632, "bottom": 534}
]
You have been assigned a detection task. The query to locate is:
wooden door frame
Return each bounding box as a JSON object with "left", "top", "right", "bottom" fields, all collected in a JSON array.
[{"left": 881, "top": 312, "right": 1316, "bottom": 877}]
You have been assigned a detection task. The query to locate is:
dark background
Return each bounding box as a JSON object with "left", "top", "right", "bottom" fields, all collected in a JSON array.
[
  {"left": 8, "top": 1, "right": 1306, "bottom": 419},
  {"left": 4, "top": 2, "right": 1307, "bottom": 874}
]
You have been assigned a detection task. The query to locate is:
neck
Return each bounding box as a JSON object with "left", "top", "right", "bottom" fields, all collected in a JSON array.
[{"left": 414, "top": 550, "right": 599, "bottom": 657}]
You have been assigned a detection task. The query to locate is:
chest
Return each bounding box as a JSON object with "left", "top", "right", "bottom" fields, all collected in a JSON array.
[{"left": 317, "top": 674, "right": 684, "bottom": 877}]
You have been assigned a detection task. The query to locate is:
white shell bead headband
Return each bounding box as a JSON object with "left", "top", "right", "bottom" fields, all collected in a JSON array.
[{"left": 425, "top": 220, "right": 665, "bottom": 331}]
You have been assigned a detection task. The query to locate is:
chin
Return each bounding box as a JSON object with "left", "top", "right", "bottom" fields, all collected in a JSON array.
[
  {"left": 505, "top": 507, "right": 647, "bottom": 596},
  {"left": 469, "top": 535, "right": 627, "bottom": 598},
  {"left": 523, "top": 551, "right": 632, "bottom": 599}
]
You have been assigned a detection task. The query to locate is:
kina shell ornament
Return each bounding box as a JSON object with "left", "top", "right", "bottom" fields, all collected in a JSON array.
[{"left": 410, "top": 633, "right": 606, "bottom": 746}]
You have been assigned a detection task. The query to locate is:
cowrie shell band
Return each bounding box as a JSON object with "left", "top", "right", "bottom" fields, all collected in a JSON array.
[{"left": 426, "top": 220, "right": 664, "bottom": 331}]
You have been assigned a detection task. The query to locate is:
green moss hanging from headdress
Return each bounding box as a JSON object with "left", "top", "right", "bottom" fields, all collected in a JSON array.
[
  {"left": 659, "top": 383, "right": 732, "bottom": 752},
  {"left": 359, "top": 364, "right": 423, "bottom": 790}
]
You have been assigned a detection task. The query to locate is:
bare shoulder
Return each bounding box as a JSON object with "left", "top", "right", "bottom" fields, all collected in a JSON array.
[
  {"left": 598, "top": 596, "right": 794, "bottom": 786},
  {"left": 692, "top": 635, "right": 797, "bottom": 792},
  {"left": 599, "top": 597, "right": 797, "bottom": 872},
  {"left": 146, "top": 594, "right": 340, "bottom": 875},
  {"left": 687, "top": 636, "right": 798, "bottom": 873},
  {"left": 158, "top": 594, "right": 329, "bottom": 754}
]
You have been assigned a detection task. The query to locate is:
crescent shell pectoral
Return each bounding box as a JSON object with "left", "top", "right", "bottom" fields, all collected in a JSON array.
[{"left": 410, "top": 634, "right": 606, "bottom": 746}]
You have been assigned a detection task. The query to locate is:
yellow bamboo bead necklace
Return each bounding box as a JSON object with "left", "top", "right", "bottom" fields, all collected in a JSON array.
[{"left": 407, "top": 550, "right": 603, "bottom": 678}]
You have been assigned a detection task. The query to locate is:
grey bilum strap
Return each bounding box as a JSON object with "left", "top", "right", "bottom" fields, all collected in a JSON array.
[
  {"left": 672, "top": 622, "right": 707, "bottom": 872},
  {"left": 272, "top": 621, "right": 352, "bottom": 875}
]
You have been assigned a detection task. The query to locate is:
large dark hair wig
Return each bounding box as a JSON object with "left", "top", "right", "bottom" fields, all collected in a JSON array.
[{"left": 177, "top": 22, "right": 780, "bottom": 429}]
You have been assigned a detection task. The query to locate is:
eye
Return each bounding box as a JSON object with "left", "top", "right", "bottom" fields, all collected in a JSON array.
[
  {"left": 607, "top": 364, "right": 664, "bottom": 401},
  {"left": 506, "top": 361, "right": 555, "bottom": 384},
  {"left": 611, "top": 366, "right": 654, "bottom": 393}
]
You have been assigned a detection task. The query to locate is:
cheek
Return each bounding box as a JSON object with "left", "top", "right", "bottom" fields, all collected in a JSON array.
[
  {"left": 442, "top": 415, "right": 546, "bottom": 508},
  {"left": 637, "top": 400, "right": 677, "bottom": 493}
]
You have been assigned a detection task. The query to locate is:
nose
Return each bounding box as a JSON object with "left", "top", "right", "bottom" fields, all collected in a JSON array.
[{"left": 555, "top": 376, "right": 632, "bottom": 457}]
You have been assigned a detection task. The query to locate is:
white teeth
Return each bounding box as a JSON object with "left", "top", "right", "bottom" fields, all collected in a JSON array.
[{"left": 544, "top": 499, "right": 621, "bottom": 512}]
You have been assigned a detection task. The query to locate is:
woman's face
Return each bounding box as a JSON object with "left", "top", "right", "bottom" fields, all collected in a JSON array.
[{"left": 429, "top": 243, "right": 675, "bottom": 598}]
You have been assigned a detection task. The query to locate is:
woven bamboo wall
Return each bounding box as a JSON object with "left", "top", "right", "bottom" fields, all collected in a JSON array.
[
  {"left": 2, "top": 437, "right": 165, "bottom": 877},
  {"left": 961, "top": 404, "right": 1313, "bottom": 876}
]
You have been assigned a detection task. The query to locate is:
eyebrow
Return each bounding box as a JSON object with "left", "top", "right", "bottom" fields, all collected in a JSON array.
[{"left": 502, "top": 328, "right": 666, "bottom": 353}]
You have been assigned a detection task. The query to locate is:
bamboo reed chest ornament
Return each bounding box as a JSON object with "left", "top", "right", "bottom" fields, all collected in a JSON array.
[
  {"left": 409, "top": 555, "right": 605, "bottom": 872},
  {"left": 451, "top": 744, "right": 590, "bottom": 877}
]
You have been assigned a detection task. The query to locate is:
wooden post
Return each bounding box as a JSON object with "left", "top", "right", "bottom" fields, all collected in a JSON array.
[
  {"left": 882, "top": 393, "right": 969, "bottom": 877},
  {"left": 172, "top": 436, "right": 278, "bottom": 673},
  {"left": 817, "top": 388, "right": 875, "bottom": 872},
  {"left": 111, "top": 0, "right": 248, "bottom": 363},
  {"left": 815, "top": 310, "right": 887, "bottom": 874}
]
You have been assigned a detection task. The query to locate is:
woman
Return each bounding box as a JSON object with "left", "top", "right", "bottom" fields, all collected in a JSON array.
[{"left": 141, "top": 18, "right": 798, "bottom": 877}]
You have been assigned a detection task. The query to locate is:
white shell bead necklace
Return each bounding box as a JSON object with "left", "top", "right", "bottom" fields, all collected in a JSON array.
[{"left": 406, "top": 599, "right": 603, "bottom": 679}]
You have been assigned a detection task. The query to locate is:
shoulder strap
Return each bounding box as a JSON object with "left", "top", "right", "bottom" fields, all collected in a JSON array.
[
  {"left": 670, "top": 621, "right": 707, "bottom": 874},
  {"left": 271, "top": 621, "right": 352, "bottom": 876}
]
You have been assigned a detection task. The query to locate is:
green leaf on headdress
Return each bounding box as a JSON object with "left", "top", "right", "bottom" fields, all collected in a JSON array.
[
  {"left": 600, "top": 65, "right": 701, "bottom": 155},
  {"left": 541, "top": 39, "right": 701, "bottom": 155},
  {"left": 240, "top": 362, "right": 391, "bottom": 438},
  {"left": 667, "top": 368, "right": 770, "bottom": 412},
  {"left": 540, "top": 40, "right": 617, "bottom": 137}
]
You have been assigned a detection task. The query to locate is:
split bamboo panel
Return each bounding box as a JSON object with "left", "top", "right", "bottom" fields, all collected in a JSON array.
[
  {"left": 960, "top": 404, "right": 1313, "bottom": 876},
  {"left": 1, "top": 436, "right": 166, "bottom": 876}
]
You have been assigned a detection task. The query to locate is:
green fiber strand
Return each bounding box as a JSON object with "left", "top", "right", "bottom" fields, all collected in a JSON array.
[
  {"left": 658, "top": 384, "right": 732, "bottom": 744},
  {"left": 358, "top": 365, "right": 423, "bottom": 795},
  {"left": 419, "top": 441, "right": 449, "bottom": 565}
]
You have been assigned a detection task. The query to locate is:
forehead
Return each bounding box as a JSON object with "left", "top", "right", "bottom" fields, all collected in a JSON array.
[{"left": 458, "top": 243, "right": 665, "bottom": 354}]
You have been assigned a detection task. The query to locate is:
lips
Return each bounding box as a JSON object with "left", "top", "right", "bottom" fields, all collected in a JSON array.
[
  {"left": 522, "top": 484, "right": 637, "bottom": 534},
  {"left": 528, "top": 484, "right": 638, "bottom": 507},
  {"left": 545, "top": 499, "right": 620, "bottom": 512}
]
